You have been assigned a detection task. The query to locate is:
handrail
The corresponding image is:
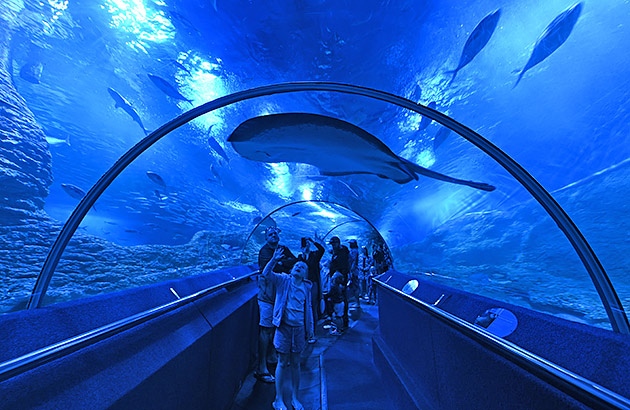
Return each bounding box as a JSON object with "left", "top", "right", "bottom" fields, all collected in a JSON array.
[
  {"left": 0, "top": 270, "right": 257, "bottom": 383},
  {"left": 373, "top": 275, "right": 630, "bottom": 410},
  {"left": 27, "top": 82, "right": 629, "bottom": 334}
]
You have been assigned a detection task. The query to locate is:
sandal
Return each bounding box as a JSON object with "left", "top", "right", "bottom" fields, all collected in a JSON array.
[{"left": 254, "top": 372, "right": 275, "bottom": 383}]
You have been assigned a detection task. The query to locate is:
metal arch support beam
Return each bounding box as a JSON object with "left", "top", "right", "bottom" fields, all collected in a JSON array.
[
  {"left": 323, "top": 219, "right": 365, "bottom": 240},
  {"left": 238, "top": 199, "right": 392, "bottom": 267},
  {"left": 28, "top": 82, "right": 630, "bottom": 334}
]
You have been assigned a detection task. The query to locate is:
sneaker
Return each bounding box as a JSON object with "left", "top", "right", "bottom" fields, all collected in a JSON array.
[
  {"left": 329, "top": 328, "right": 343, "bottom": 336},
  {"left": 323, "top": 324, "right": 333, "bottom": 329}
]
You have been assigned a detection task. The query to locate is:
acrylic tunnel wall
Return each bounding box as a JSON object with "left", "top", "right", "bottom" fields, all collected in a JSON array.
[{"left": 2, "top": 0, "right": 630, "bottom": 389}]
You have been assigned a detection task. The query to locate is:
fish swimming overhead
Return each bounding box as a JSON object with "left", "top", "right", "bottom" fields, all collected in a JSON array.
[
  {"left": 45, "top": 135, "right": 70, "bottom": 146},
  {"left": 146, "top": 171, "right": 166, "bottom": 187},
  {"left": 433, "top": 127, "right": 452, "bottom": 150},
  {"left": 61, "top": 183, "right": 86, "bottom": 200},
  {"left": 20, "top": 61, "right": 43, "bottom": 84},
  {"left": 418, "top": 101, "right": 437, "bottom": 131},
  {"left": 514, "top": 2, "right": 583, "bottom": 87},
  {"left": 446, "top": 9, "right": 501, "bottom": 85},
  {"left": 208, "top": 135, "right": 229, "bottom": 162},
  {"left": 107, "top": 87, "right": 149, "bottom": 135},
  {"left": 147, "top": 73, "right": 193, "bottom": 103},
  {"left": 228, "top": 113, "right": 495, "bottom": 192}
]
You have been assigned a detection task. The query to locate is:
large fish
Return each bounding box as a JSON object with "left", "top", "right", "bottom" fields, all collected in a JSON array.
[
  {"left": 61, "top": 183, "right": 97, "bottom": 210},
  {"left": 514, "top": 2, "right": 583, "bottom": 87},
  {"left": 208, "top": 135, "right": 229, "bottom": 163},
  {"left": 228, "top": 113, "right": 495, "bottom": 192},
  {"left": 20, "top": 61, "right": 43, "bottom": 84},
  {"left": 418, "top": 101, "right": 437, "bottom": 131},
  {"left": 147, "top": 73, "right": 193, "bottom": 104},
  {"left": 446, "top": 9, "right": 501, "bottom": 85},
  {"left": 107, "top": 87, "right": 149, "bottom": 135},
  {"left": 433, "top": 127, "right": 452, "bottom": 150},
  {"left": 146, "top": 171, "right": 166, "bottom": 187}
]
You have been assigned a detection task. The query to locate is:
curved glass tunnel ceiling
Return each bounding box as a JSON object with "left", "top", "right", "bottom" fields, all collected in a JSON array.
[{"left": 1, "top": 0, "right": 630, "bottom": 333}]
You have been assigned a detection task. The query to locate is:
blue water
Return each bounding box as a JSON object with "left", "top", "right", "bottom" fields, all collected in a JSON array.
[{"left": 2, "top": 0, "right": 630, "bottom": 325}]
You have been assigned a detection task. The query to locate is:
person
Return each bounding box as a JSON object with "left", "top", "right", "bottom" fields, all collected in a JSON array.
[
  {"left": 358, "top": 246, "right": 372, "bottom": 300},
  {"left": 328, "top": 236, "right": 350, "bottom": 329},
  {"left": 255, "top": 227, "right": 297, "bottom": 384},
  {"left": 325, "top": 272, "right": 346, "bottom": 335},
  {"left": 367, "top": 265, "right": 378, "bottom": 304},
  {"left": 347, "top": 239, "right": 360, "bottom": 308},
  {"left": 261, "top": 247, "right": 315, "bottom": 410},
  {"left": 298, "top": 236, "right": 325, "bottom": 327},
  {"left": 373, "top": 243, "right": 386, "bottom": 275}
]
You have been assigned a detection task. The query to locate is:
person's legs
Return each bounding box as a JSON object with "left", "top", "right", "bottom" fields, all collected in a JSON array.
[
  {"left": 274, "top": 352, "right": 289, "bottom": 410},
  {"left": 256, "top": 300, "right": 275, "bottom": 380},
  {"left": 342, "top": 284, "right": 349, "bottom": 328},
  {"left": 290, "top": 351, "right": 303, "bottom": 410}
]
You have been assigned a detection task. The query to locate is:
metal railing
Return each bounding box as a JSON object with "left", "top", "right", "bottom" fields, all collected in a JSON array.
[
  {"left": 373, "top": 275, "right": 630, "bottom": 410},
  {"left": 0, "top": 270, "right": 257, "bottom": 383}
]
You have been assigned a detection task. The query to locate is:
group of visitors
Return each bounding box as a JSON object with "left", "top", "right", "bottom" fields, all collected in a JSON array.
[{"left": 255, "top": 225, "right": 390, "bottom": 410}]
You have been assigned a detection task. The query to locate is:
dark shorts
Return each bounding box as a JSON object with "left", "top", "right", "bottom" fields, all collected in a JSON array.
[
  {"left": 258, "top": 299, "right": 274, "bottom": 328},
  {"left": 274, "top": 323, "right": 306, "bottom": 354}
]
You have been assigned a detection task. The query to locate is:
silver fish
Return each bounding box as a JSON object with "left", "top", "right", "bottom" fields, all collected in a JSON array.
[
  {"left": 45, "top": 135, "right": 70, "bottom": 146},
  {"left": 147, "top": 73, "right": 193, "bottom": 103},
  {"left": 146, "top": 171, "right": 166, "bottom": 187},
  {"left": 446, "top": 9, "right": 501, "bottom": 85},
  {"left": 515, "top": 3, "right": 583, "bottom": 87},
  {"left": 228, "top": 113, "right": 495, "bottom": 191},
  {"left": 107, "top": 87, "right": 149, "bottom": 135}
]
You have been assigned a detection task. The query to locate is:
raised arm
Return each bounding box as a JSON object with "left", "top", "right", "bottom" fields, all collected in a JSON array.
[{"left": 261, "top": 246, "right": 285, "bottom": 279}]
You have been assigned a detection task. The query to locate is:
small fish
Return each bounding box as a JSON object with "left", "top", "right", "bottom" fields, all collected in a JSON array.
[
  {"left": 211, "top": 165, "right": 221, "bottom": 181},
  {"left": 61, "top": 183, "right": 98, "bottom": 210},
  {"left": 61, "top": 183, "right": 86, "bottom": 200},
  {"left": 433, "top": 127, "right": 452, "bottom": 150},
  {"left": 221, "top": 244, "right": 231, "bottom": 250},
  {"left": 418, "top": 101, "right": 438, "bottom": 131},
  {"left": 107, "top": 87, "right": 149, "bottom": 135},
  {"left": 20, "top": 61, "right": 43, "bottom": 84},
  {"left": 125, "top": 229, "right": 138, "bottom": 233},
  {"left": 446, "top": 9, "right": 501, "bottom": 85},
  {"left": 514, "top": 3, "right": 583, "bottom": 87},
  {"left": 147, "top": 73, "right": 193, "bottom": 103},
  {"left": 45, "top": 135, "right": 70, "bottom": 146},
  {"left": 291, "top": 212, "right": 301, "bottom": 217},
  {"left": 171, "top": 59, "right": 191, "bottom": 74},
  {"left": 154, "top": 190, "right": 166, "bottom": 201},
  {"left": 208, "top": 135, "right": 229, "bottom": 162},
  {"left": 146, "top": 171, "right": 166, "bottom": 187}
]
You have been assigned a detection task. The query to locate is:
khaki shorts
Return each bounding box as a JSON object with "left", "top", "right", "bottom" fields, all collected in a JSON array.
[{"left": 258, "top": 299, "right": 274, "bottom": 327}]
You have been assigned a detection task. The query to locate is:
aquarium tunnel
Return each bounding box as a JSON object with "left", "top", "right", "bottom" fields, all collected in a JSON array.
[{"left": 1, "top": 0, "right": 630, "bottom": 409}]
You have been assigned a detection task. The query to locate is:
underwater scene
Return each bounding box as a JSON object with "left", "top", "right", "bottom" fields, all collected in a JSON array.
[{"left": 1, "top": 0, "right": 629, "bottom": 330}]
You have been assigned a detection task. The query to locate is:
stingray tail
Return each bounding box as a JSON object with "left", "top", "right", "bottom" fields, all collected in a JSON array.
[
  {"left": 445, "top": 69, "right": 458, "bottom": 86},
  {"left": 398, "top": 156, "right": 496, "bottom": 192},
  {"left": 513, "top": 69, "right": 525, "bottom": 89}
]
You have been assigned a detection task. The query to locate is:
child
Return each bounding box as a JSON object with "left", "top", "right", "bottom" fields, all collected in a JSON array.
[
  {"left": 327, "top": 272, "right": 346, "bottom": 335},
  {"left": 261, "top": 247, "right": 315, "bottom": 410}
]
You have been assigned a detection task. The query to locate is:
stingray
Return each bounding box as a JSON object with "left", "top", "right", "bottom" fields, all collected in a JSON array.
[
  {"left": 228, "top": 113, "right": 495, "bottom": 192},
  {"left": 514, "top": 2, "right": 583, "bottom": 87}
]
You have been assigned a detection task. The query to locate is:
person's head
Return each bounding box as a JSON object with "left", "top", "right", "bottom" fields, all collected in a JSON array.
[
  {"left": 349, "top": 239, "right": 358, "bottom": 249},
  {"left": 328, "top": 236, "right": 341, "bottom": 250},
  {"left": 332, "top": 272, "right": 344, "bottom": 286},
  {"left": 369, "top": 266, "right": 377, "bottom": 275},
  {"left": 264, "top": 227, "right": 280, "bottom": 246},
  {"left": 291, "top": 260, "right": 308, "bottom": 281}
]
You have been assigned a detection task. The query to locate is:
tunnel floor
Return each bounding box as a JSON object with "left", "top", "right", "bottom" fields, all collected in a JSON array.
[{"left": 229, "top": 302, "right": 390, "bottom": 410}]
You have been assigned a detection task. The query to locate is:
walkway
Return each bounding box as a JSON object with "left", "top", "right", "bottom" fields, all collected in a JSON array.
[{"left": 229, "top": 302, "right": 390, "bottom": 410}]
